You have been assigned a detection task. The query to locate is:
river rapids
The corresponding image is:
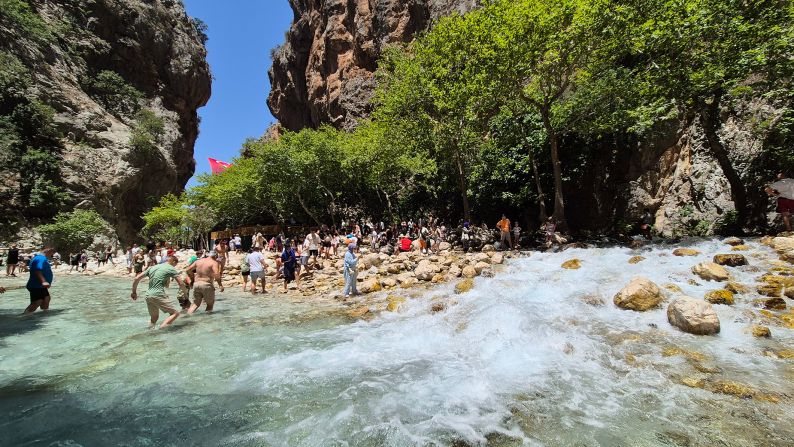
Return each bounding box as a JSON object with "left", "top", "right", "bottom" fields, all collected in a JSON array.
[{"left": 0, "top": 239, "right": 792, "bottom": 446}]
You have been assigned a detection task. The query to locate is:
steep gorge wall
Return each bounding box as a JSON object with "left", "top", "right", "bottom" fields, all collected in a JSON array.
[
  {"left": 268, "top": 0, "right": 784, "bottom": 235},
  {"left": 0, "top": 0, "right": 210, "bottom": 241},
  {"left": 268, "top": 0, "right": 479, "bottom": 131}
]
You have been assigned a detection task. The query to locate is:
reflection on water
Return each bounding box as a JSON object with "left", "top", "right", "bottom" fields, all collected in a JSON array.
[{"left": 0, "top": 239, "right": 792, "bottom": 446}]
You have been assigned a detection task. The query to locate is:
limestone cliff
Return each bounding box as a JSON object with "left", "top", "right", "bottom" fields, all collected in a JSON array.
[
  {"left": 268, "top": 0, "right": 478, "bottom": 131},
  {"left": 0, "top": 0, "right": 210, "bottom": 241}
]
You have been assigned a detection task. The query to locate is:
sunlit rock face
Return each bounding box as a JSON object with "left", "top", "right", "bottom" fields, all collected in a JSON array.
[
  {"left": 0, "top": 0, "right": 211, "bottom": 241},
  {"left": 268, "top": 0, "right": 479, "bottom": 131}
]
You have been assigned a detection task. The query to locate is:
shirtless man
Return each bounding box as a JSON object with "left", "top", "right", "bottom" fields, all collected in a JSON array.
[
  {"left": 214, "top": 239, "right": 228, "bottom": 276},
  {"left": 186, "top": 251, "right": 224, "bottom": 314}
]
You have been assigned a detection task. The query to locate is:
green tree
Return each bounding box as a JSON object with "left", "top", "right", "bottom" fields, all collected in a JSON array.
[
  {"left": 84, "top": 70, "right": 143, "bottom": 118},
  {"left": 633, "top": 0, "right": 793, "bottom": 229},
  {"left": 38, "top": 209, "right": 114, "bottom": 252}
]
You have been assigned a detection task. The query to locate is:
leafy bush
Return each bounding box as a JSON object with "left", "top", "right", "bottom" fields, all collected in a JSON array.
[
  {"left": 84, "top": 70, "right": 143, "bottom": 118},
  {"left": 190, "top": 17, "right": 209, "bottom": 45},
  {"left": 129, "top": 108, "right": 165, "bottom": 155},
  {"left": 0, "top": 0, "right": 53, "bottom": 43},
  {"left": 38, "top": 209, "right": 114, "bottom": 252},
  {"left": 142, "top": 194, "right": 217, "bottom": 247}
]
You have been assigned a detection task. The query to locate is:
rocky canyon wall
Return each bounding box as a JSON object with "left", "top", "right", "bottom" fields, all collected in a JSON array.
[
  {"left": 0, "top": 0, "right": 210, "bottom": 241},
  {"left": 268, "top": 0, "right": 479, "bottom": 131}
]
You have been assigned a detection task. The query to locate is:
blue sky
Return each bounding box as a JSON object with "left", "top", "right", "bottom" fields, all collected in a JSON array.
[{"left": 182, "top": 0, "right": 294, "bottom": 185}]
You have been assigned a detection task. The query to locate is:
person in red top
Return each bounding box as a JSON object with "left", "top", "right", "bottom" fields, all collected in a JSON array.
[{"left": 399, "top": 235, "right": 412, "bottom": 252}]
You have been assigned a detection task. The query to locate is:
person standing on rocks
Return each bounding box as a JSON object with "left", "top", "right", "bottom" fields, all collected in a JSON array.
[
  {"left": 130, "top": 255, "right": 186, "bottom": 329},
  {"left": 240, "top": 249, "right": 251, "bottom": 292},
  {"left": 215, "top": 239, "right": 228, "bottom": 276},
  {"left": 186, "top": 251, "right": 224, "bottom": 314},
  {"left": 25, "top": 246, "right": 55, "bottom": 313},
  {"left": 496, "top": 215, "right": 512, "bottom": 250},
  {"left": 247, "top": 246, "right": 267, "bottom": 294},
  {"left": 282, "top": 241, "right": 298, "bottom": 293},
  {"left": 6, "top": 244, "right": 19, "bottom": 277},
  {"left": 105, "top": 246, "right": 115, "bottom": 266},
  {"left": 461, "top": 222, "right": 471, "bottom": 252},
  {"left": 766, "top": 172, "right": 794, "bottom": 232},
  {"left": 513, "top": 222, "right": 522, "bottom": 248},
  {"left": 343, "top": 243, "right": 359, "bottom": 298},
  {"left": 79, "top": 250, "right": 88, "bottom": 271},
  {"left": 307, "top": 229, "right": 321, "bottom": 269}
]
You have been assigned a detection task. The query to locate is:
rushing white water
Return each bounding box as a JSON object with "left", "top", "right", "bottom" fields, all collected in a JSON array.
[{"left": 1, "top": 239, "right": 792, "bottom": 446}]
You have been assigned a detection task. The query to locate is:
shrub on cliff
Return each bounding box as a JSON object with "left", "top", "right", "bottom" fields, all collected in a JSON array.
[
  {"left": 84, "top": 70, "right": 143, "bottom": 118},
  {"left": 129, "top": 108, "right": 165, "bottom": 156},
  {"left": 38, "top": 209, "right": 114, "bottom": 252}
]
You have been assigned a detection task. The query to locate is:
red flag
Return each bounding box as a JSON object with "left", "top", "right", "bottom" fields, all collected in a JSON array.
[{"left": 208, "top": 157, "right": 232, "bottom": 174}]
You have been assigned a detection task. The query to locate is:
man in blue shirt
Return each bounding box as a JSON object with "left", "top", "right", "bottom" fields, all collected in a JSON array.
[{"left": 26, "top": 247, "right": 55, "bottom": 313}]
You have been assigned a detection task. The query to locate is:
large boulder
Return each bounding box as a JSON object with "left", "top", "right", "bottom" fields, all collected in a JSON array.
[
  {"left": 360, "top": 277, "right": 382, "bottom": 294},
  {"left": 414, "top": 260, "right": 439, "bottom": 281},
  {"left": 724, "top": 237, "right": 745, "bottom": 246},
  {"left": 713, "top": 254, "right": 747, "bottom": 267},
  {"left": 613, "top": 277, "right": 664, "bottom": 311},
  {"left": 491, "top": 252, "right": 504, "bottom": 264},
  {"left": 692, "top": 262, "right": 729, "bottom": 281},
  {"left": 363, "top": 253, "right": 382, "bottom": 267},
  {"left": 667, "top": 297, "right": 721, "bottom": 335},
  {"left": 462, "top": 265, "right": 478, "bottom": 278},
  {"left": 438, "top": 242, "right": 452, "bottom": 251}
]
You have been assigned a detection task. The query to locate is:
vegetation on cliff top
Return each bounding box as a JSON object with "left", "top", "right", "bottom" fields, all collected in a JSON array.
[{"left": 155, "top": 0, "right": 792, "bottom": 236}]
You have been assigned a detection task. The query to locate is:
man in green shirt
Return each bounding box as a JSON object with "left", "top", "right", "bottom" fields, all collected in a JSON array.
[{"left": 130, "top": 255, "right": 187, "bottom": 328}]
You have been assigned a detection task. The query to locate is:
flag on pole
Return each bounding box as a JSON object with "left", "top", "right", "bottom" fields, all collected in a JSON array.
[{"left": 208, "top": 157, "right": 232, "bottom": 174}]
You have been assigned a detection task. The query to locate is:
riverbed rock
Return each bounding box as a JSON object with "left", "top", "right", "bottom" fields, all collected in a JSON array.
[
  {"left": 363, "top": 253, "right": 382, "bottom": 268},
  {"left": 491, "top": 252, "right": 504, "bottom": 264},
  {"left": 628, "top": 255, "right": 646, "bottom": 264},
  {"left": 448, "top": 264, "right": 462, "bottom": 278},
  {"left": 387, "top": 295, "right": 406, "bottom": 312},
  {"left": 380, "top": 277, "right": 397, "bottom": 288},
  {"left": 613, "top": 277, "right": 664, "bottom": 311},
  {"left": 462, "top": 265, "right": 478, "bottom": 278},
  {"left": 704, "top": 289, "right": 734, "bottom": 305},
  {"left": 439, "top": 242, "right": 452, "bottom": 251},
  {"left": 692, "top": 262, "right": 729, "bottom": 281},
  {"left": 750, "top": 325, "right": 771, "bottom": 338},
  {"left": 726, "top": 282, "right": 749, "bottom": 294},
  {"left": 713, "top": 254, "right": 747, "bottom": 267},
  {"left": 667, "top": 297, "right": 721, "bottom": 335},
  {"left": 731, "top": 245, "right": 751, "bottom": 251},
  {"left": 724, "top": 237, "right": 745, "bottom": 246},
  {"left": 414, "top": 260, "right": 439, "bottom": 281},
  {"left": 764, "top": 297, "right": 787, "bottom": 310},
  {"left": 562, "top": 259, "right": 582, "bottom": 270},
  {"left": 473, "top": 261, "right": 490, "bottom": 274},
  {"left": 673, "top": 248, "right": 701, "bottom": 257},
  {"left": 347, "top": 306, "right": 370, "bottom": 318},
  {"left": 454, "top": 278, "right": 474, "bottom": 294},
  {"left": 481, "top": 244, "right": 495, "bottom": 252}
]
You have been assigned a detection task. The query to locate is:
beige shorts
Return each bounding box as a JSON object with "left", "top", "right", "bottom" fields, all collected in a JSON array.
[
  {"left": 193, "top": 282, "right": 216, "bottom": 307},
  {"left": 146, "top": 295, "right": 177, "bottom": 315}
]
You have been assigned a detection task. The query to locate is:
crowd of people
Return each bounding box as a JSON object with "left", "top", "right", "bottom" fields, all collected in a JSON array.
[{"left": 2, "top": 172, "right": 791, "bottom": 328}]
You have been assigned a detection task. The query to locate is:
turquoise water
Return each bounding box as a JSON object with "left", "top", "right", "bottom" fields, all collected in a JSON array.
[{"left": 1, "top": 239, "right": 793, "bottom": 446}]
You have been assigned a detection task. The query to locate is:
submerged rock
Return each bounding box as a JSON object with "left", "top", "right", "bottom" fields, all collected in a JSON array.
[
  {"left": 561, "top": 259, "right": 582, "bottom": 270},
  {"left": 750, "top": 325, "right": 771, "bottom": 338},
  {"left": 673, "top": 248, "right": 701, "bottom": 257},
  {"left": 726, "top": 282, "right": 749, "bottom": 294},
  {"left": 454, "top": 278, "right": 474, "bottom": 294},
  {"left": 763, "top": 297, "right": 787, "bottom": 310},
  {"left": 614, "top": 277, "right": 663, "bottom": 311},
  {"left": 724, "top": 237, "right": 745, "bottom": 246},
  {"left": 628, "top": 255, "right": 646, "bottom": 264},
  {"left": 704, "top": 289, "right": 735, "bottom": 305},
  {"left": 462, "top": 265, "right": 478, "bottom": 278},
  {"left": 667, "top": 297, "right": 720, "bottom": 335},
  {"left": 713, "top": 254, "right": 748, "bottom": 267},
  {"left": 692, "top": 262, "right": 730, "bottom": 281}
]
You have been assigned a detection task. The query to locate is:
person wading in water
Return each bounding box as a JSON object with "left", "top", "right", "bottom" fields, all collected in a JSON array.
[
  {"left": 186, "top": 251, "right": 224, "bottom": 314},
  {"left": 130, "top": 256, "right": 187, "bottom": 328}
]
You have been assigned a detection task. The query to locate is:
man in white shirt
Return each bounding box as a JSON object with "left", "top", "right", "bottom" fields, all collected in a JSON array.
[
  {"left": 306, "top": 230, "right": 321, "bottom": 269},
  {"left": 766, "top": 172, "right": 794, "bottom": 232},
  {"left": 247, "top": 246, "right": 268, "bottom": 294}
]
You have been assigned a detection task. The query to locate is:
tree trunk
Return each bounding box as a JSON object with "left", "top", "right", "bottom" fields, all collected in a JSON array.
[
  {"left": 296, "top": 191, "right": 322, "bottom": 226},
  {"left": 531, "top": 155, "right": 548, "bottom": 222},
  {"left": 541, "top": 109, "right": 567, "bottom": 231},
  {"left": 699, "top": 92, "right": 756, "bottom": 231},
  {"left": 453, "top": 146, "right": 472, "bottom": 221}
]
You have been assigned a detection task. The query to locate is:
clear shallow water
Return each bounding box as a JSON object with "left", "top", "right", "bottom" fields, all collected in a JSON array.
[{"left": 0, "top": 239, "right": 792, "bottom": 446}]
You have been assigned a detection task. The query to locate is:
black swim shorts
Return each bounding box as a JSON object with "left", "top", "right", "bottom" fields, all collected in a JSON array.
[{"left": 28, "top": 287, "right": 50, "bottom": 303}]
